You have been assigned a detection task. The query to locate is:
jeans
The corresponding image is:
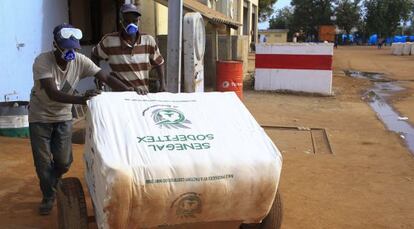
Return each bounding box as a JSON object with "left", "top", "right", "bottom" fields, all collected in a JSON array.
[{"left": 29, "top": 121, "right": 73, "bottom": 199}]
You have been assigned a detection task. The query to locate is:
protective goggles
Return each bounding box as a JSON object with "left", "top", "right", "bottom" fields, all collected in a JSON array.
[{"left": 58, "top": 28, "right": 83, "bottom": 40}]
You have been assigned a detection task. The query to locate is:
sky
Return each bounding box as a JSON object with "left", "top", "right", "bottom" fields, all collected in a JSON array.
[{"left": 258, "top": 0, "right": 292, "bottom": 30}]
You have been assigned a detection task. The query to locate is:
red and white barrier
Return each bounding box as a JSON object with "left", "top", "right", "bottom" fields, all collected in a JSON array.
[{"left": 255, "top": 43, "right": 334, "bottom": 95}]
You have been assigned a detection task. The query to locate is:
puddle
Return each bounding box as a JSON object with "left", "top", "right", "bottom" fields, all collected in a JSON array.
[
  {"left": 345, "top": 70, "right": 414, "bottom": 155},
  {"left": 344, "top": 70, "right": 393, "bottom": 82}
]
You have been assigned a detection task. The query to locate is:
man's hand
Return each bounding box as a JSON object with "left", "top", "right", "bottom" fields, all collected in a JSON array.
[
  {"left": 82, "top": 89, "right": 101, "bottom": 104},
  {"left": 94, "top": 70, "right": 131, "bottom": 91},
  {"left": 131, "top": 87, "right": 149, "bottom": 95},
  {"left": 154, "top": 64, "right": 165, "bottom": 93}
]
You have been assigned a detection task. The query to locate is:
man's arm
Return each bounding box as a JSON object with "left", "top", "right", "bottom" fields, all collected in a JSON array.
[
  {"left": 91, "top": 42, "right": 107, "bottom": 65},
  {"left": 94, "top": 70, "right": 132, "bottom": 91},
  {"left": 148, "top": 36, "right": 166, "bottom": 92},
  {"left": 40, "top": 78, "right": 93, "bottom": 105},
  {"left": 154, "top": 64, "right": 166, "bottom": 92},
  {"left": 91, "top": 44, "right": 107, "bottom": 90},
  {"left": 91, "top": 52, "right": 101, "bottom": 66}
]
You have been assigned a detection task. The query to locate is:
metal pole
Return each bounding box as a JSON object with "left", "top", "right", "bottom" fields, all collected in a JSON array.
[
  {"left": 167, "top": 0, "right": 183, "bottom": 93},
  {"left": 227, "top": 26, "right": 232, "bottom": 60},
  {"left": 214, "top": 28, "right": 219, "bottom": 61}
]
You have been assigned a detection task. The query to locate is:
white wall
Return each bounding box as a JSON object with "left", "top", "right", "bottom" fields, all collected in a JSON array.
[{"left": 0, "top": 0, "right": 69, "bottom": 101}]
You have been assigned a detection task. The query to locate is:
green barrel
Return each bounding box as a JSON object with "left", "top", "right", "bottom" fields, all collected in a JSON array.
[{"left": 0, "top": 101, "right": 29, "bottom": 138}]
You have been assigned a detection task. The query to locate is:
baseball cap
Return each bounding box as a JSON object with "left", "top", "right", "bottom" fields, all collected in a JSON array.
[
  {"left": 120, "top": 3, "right": 141, "bottom": 16},
  {"left": 53, "top": 23, "right": 82, "bottom": 49}
]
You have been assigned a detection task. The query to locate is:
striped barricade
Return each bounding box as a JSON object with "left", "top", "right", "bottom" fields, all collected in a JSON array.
[{"left": 255, "top": 43, "right": 334, "bottom": 95}]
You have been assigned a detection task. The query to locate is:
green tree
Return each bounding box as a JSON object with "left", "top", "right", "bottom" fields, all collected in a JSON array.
[
  {"left": 290, "top": 0, "right": 334, "bottom": 40},
  {"left": 335, "top": 0, "right": 361, "bottom": 35},
  {"left": 408, "top": 8, "right": 414, "bottom": 34},
  {"left": 259, "top": 0, "right": 278, "bottom": 22},
  {"left": 355, "top": 17, "right": 369, "bottom": 43},
  {"left": 269, "top": 7, "right": 293, "bottom": 29},
  {"left": 364, "top": 0, "right": 413, "bottom": 37}
]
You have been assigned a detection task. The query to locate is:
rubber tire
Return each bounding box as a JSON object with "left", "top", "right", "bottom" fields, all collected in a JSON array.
[
  {"left": 260, "top": 190, "right": 283, "bottom": 229},
  {"left": 57, "top": 177, "right": 89, "bottom": 229},
  {"left": 240, "top": 190, "right": 283, "bottom": 229}
]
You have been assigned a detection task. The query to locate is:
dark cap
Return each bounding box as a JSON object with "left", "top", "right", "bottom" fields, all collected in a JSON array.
[
  {"left": 120, "top": 3, "right": 141, "bottom": 16},
  {"left": 53, "top": 23, "right": 81, "bottom": 49}
]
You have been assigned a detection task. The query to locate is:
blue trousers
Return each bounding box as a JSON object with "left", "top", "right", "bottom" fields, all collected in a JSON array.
[{"left": 29, "top": 121, "right": 73, "bottom": 199}]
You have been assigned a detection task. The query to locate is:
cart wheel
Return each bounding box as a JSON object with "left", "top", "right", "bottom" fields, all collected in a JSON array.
[
  {"left": 57, "top": 177, "right": 88, "bottom": 229},
  {"left": 260, "top": 190, "right": 283, "bottom": 229},
  {"left": 240, "top": 190, "right": 283, "bottom": 229}
]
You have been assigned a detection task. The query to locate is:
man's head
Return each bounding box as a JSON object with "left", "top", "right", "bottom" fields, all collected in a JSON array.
[
  {"left": 53, "top": 23, "right": 82, "bottom": 50},
  {"left": 53, "top": 23, "right": 83, "bottom": 62},
  {"left": 119, "top": 4, "right": 141, "bottom": 36}
]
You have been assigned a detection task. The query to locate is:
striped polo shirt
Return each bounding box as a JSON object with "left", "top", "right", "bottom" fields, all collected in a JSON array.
[{"left": 93, "top": 32, "right": 164, "bottom": 89}]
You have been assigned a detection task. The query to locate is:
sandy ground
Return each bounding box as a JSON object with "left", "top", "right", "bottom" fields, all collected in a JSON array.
[{"left": 1, "top": 46, "right": 414, "bottom": 229}]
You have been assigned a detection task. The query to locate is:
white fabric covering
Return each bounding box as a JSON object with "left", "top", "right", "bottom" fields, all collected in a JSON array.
[{"left": 84, "top": 92, "right": 282, "bottom": 228}]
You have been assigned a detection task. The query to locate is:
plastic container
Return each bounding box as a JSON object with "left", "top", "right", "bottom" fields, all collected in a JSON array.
[{"left": 0, "top": 101, "right": 29, "bottom": 138}]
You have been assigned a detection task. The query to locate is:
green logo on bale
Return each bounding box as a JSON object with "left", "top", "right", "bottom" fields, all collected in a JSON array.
[
  {"left": 172, "top": 192, "right": 202, "bottom": 218},
  {"left": 152, "top": 108, "right": 191, "bottom": 129}
]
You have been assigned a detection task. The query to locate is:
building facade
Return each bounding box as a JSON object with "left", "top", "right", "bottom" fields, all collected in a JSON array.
[
  {"left": 0, "top": 0, "right": 69, "bottom": 101},
  {"left": 259, "top": 29, "right": 289, "bottom": 43},
  {"left": 0, "top": 0, "right": 258, "bottom": 99},
  {"left": 137, "top": 0, "right": 258, "bottom": 49}
]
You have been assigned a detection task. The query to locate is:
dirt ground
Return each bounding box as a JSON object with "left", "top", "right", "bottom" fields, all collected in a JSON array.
[{"left": 1, "top": 46, "right": 414, "bottom": 229}]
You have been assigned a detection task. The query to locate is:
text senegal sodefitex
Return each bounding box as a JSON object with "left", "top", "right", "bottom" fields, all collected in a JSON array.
[
  {"left": 137, "top": 134, "right": 214, "bottom": 143},
  {"left": 137, "top": 134, "right": 215, "bottom": 151}
]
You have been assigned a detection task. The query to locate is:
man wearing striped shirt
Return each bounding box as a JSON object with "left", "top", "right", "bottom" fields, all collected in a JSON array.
[{"left": 92, "top": 3, "right": 165, "bottom": 94}]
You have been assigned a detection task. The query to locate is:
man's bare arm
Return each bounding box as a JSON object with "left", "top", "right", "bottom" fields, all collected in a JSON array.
[
  {"left": 40, "top": 78, "right": 91, "bottom": 104},
  {"left": 94, "top": 70, "right": 131, "bottom": 91},
  {"left": 154, "top": 64, "right": 165, "bottom": 92}
]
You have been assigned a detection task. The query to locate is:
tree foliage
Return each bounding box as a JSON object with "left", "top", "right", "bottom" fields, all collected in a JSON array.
[
  {"left": 335, "top": 0, "right": 362, "bottom": 34},
  {"left": 290, "top": 0, "right": 334, "bottom": 39},
  {"left": 269, "top": 7, "right": 293, "bottom": 29},
  {"left": 263, "top": 0, "right": 414, "bottom": 41},
  {"left": 364, "top": 0, "right": 413, "bottom": 37},
  {"left": 258, "top": 0, "right": 278, "bottom": 22}
]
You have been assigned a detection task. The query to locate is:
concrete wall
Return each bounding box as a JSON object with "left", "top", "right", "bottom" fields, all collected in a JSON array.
[
  {"left": 259, "top": 31, "right": 288, "bottom": 43},
  {"left": 155, "top": 3, "right": 168, "bottom": 35},
  {"left": 136, "top": 1, "right": 168, "bottom": 36},
  {"left": 157, "top": 34, "right": 248, "bottom": 91},
  {"left": 234, "top": 0, "right": 258, "bottom": 50},
  {"left": 205, "top": 35, "right": 249, "bottom": 89},
  {"left": 232, "top": 35, "right": 249, "bottom": 75},
  {"left": 216, "top": 36, "right": 248, "bottom": 72},
  {"left": 100, "top": 0, "right": 119, "bottom": 36},
  {"left": 216, "top": 0, "right": 235, "bottom": 19},
  {"left": 255, "top": 43, "right": 333, "bottom": 95},
  {"left": 69, "top": 0, "right": 93, "bottom": 42},
  {"left": 137, "top": 0, "right": 156, "bottom": 36},
  {"left": 0, "top": 0, "right": 69, "bottom": 101}
]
